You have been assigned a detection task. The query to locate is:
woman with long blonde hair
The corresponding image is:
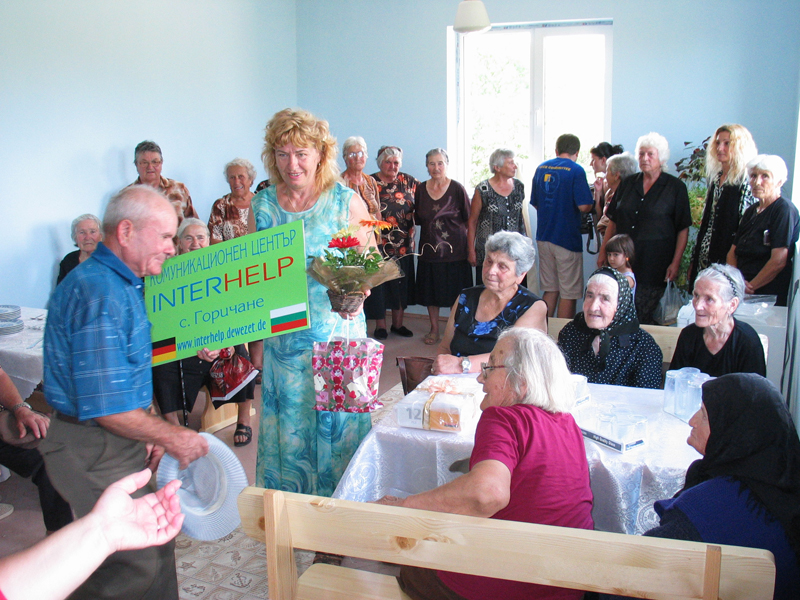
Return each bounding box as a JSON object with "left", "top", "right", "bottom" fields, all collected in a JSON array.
[{"left": 688, "top": 124, "right": 758, "bottom": 286}]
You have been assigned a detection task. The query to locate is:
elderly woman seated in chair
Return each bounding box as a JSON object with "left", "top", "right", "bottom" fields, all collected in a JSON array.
[
  {"left": 670, "top": 263, "right": 766, "bottom": 377},
  {"left": 604, "top": 374, "right": 800, "bottom": 600},
  {"left": 379, "top": 328, "right": 593, "bottom": 600},
  {"left": 433, "top": 231, "right": 547, "bottom": 376},
  {"left": 558, "top": 267, "right": 662, "bottom": 389}
]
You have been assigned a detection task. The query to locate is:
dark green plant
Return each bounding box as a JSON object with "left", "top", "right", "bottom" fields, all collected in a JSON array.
[{"left": 673, "top": 138, "right": 710, "bottom": 293}]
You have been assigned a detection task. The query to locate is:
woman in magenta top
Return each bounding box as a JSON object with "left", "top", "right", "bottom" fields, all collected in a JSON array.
[{"left": 378, "top": 328, "right": 593, "bottom": 600}]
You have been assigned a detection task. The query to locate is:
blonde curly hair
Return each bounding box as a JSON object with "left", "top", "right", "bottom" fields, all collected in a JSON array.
[{"left": 261, "top": 108, "right": 340, "bottom": 196}]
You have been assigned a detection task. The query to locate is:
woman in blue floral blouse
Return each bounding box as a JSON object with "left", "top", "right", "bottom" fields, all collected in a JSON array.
[{"left": 433, "top": 232, "right": 547, "bottom": 375}]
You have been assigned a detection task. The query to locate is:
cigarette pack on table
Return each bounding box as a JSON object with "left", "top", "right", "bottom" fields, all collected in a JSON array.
[
  {"left": 394, "top": 375, "right": 483, "bottom": 433},
  {"left": 573, "top": 404, "right": 647, "bottom": 453}
]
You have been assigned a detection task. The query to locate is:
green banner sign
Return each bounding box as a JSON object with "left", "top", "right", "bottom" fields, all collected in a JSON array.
[{"left": 146, "top": 220, "right": 309, "bottom": 365}]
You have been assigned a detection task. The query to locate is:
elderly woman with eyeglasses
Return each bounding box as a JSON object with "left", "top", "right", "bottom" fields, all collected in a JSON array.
[
  {"left": 599, "top": 133, "right": 692, "bottom": 324},
  {"left": 127, "top": 140, "right": 197, "bottom": 223},
  {"left": 379, "top": 328, "right": 593, "bottom": 600},
  {"left": 467, "top": 148, "right": 527, "bottom": 285},
  {"left": 341, "top": 136, "right": 381, "bottom": 221},
  {"left": 57, "top": 214, "right": 103, "bottom": 285},
  {"left": 364, "top": 145, "right": 420, "bottom": 339},
  {"left": 152, "top": 218, "right": 257, "bottom": 437},
  {"left": 433, "top": 232, "right": 547, "bottom": 376},
  {"left": 670, "top": 264, "right": 765, "bottom": 377},
  {"left": 727, "top": 155, "right": 800, "bottom": 307}
]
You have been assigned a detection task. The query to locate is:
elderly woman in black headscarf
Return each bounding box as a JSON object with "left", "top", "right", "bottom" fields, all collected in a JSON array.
[
  {"left": 643, "top": 374, "right": 800, "bottom": 599},
  {"left": 558, "top": 267, "right": 662, "bottom": 389}
]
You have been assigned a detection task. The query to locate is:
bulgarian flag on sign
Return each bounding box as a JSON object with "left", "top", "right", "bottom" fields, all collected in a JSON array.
[{"left": 270, "top": 303, "right": 308, "bottom": 334}]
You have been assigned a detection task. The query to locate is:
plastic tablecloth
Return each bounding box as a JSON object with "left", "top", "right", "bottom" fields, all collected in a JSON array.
[
  {"left": 334, "top": 381, "right": 701, "bottom": 535},
  {"left": 0, "top": 307, "right": 46, "bottom": 399}
]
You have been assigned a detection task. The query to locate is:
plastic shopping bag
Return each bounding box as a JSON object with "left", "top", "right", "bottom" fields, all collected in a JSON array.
[
  {"left": 653, "top": 281, "right": 684, "bottom": 326},
  {"left": 312, "top": 338, "right": 384, "bottom": 412}
]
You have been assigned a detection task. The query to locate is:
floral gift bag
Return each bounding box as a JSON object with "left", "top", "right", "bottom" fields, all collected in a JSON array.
[{"left": 312, "top": 337, "right": 384, "bottom": 413}]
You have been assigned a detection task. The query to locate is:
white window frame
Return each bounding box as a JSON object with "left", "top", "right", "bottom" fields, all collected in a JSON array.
[{"left": 448, "top": 19, "right": 614, "bottom": 188}]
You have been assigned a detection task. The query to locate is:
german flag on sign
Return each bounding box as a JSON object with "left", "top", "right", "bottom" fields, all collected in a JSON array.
[{"left": 152, "top": 337, "right": 177, "bottom": 365}]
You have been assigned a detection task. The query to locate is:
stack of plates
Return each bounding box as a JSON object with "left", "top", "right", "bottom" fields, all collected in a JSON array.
[
  {"left": 0, "top": 320, "right": 23, "bottom": 336},
  {"left": 0, "top": 305, "right": 23, "bottom": 336},
  {"left": 0, "top": 305, "right": 21, "bottom": 321}
]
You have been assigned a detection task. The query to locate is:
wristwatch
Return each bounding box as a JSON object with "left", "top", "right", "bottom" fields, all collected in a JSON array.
[
  {"left": 9, "top": 402, "right": 32, "bottom": 413},
  {"left": 461, "top": 357, "right": 472, "bottom": 374}
]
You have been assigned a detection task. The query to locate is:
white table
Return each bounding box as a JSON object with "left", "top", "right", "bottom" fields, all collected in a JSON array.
[
  {"left": 0, "top": 307, "right": 46, "bottom": 399},
  {"left": 334, "top": 381, "right": 701, "bottom": 535}
]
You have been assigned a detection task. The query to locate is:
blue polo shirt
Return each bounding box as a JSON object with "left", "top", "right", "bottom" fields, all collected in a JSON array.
[
  {"left": 530, "top": 157, "right": 593, "bottom": 252},
  {"left": 44, "top": 243, "right": 153, "bottom": 420}
]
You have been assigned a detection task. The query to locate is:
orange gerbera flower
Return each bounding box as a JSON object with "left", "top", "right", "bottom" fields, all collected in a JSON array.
[{"left": 360, "top": 219, "right": 392, "bottom": 231}]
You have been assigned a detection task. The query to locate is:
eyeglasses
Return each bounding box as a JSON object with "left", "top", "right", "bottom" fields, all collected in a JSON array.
[
  {"left": 346, "top": 151, "right": 365, "bottom": 159},
  {"left": 136, "top": 159, "right": 163, "bottom": 168},
  {"left": 480, "top": 363, "right": 506, "bottom": 378}
]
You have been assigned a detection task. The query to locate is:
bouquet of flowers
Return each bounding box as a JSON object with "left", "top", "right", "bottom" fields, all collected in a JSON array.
[{"left": 307, "top": 220, "right": 404, "bottom": 314}]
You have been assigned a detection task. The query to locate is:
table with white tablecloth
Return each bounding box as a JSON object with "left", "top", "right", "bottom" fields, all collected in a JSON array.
[
  {"left": 0, "top": 307, "right": 46, "bottom": 399},
  {"left": 334, "top": 381, "right": 701, "bottom": 535}
]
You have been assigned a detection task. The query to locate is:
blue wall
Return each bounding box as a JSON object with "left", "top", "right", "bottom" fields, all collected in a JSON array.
[
  {"left": 0, "top": 0, "right": 297, "bottom": 307},
  {"left": 2, "top": 0, "right": 799, "bottom": 308},
  {"left": 297, "top": 0, "right": 800, "bottom": 189}
]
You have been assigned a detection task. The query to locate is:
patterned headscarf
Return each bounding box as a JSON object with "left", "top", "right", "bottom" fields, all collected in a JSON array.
[
  {"left": 574, "top": 266, "right": 639, "bottom": 367},
  {"left": 683, "top": 373, "right": 800, "bottom": 565}
]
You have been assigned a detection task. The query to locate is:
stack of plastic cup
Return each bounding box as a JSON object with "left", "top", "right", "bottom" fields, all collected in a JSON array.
[
  {"left": 677, "top": 373, "right": 713, "bottom": 422},
  {"left": 663, "top": 370, "right": 680, "bottom": 414},
  {"left": 664, "top": 367, "right": 701, "bottom": 419}
]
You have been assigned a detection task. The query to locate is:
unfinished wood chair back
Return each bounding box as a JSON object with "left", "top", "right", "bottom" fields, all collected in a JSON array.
[{"left": 238, "top": 487, "right": 776, "bottom": 600}]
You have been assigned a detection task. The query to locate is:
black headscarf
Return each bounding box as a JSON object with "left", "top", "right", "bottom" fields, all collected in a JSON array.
[
  {"left": 573, "top": 266, "right": 639, "bottom": 368},
  {"left": 683, "top": 373, "right": 800, "bottom": 563}
]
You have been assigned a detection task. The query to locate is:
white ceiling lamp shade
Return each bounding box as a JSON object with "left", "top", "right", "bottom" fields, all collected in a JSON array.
[{"left": 453, "top": 0, "right": 491, "bottom": 34}]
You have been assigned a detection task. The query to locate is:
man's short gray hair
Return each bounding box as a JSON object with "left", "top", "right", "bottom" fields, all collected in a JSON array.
[
  {"left": 484, "top": 232, "right": 535, "bottom": 275},
  {"left": 70, "top": 214, "right": 102, "bottom": 244},
  {"left": 695, "top": 264, "right": 745, "bottom": 305},
  {"left": 133, "top": 140, "right": 162, "bottom": 164},
  {"left": 103, "top": 185, "right": 168, "bottom": 235},
  {"left": 635, "top": 132, "right": 670, "bottom": 171},
  {"left": 500, "top": 328, "right": 575, "bottom": 414},
  {"left": 489, "top": 148, "right": 514, "bottom": 174},
  {"left": 343, "top": 136, "right": 368, "bottom": 159},
  {"left": 224, "top": 158, "right": 257, "bottom": 183},
  {"left": 176, "top": 217, "right": 209, "bottom": 241},
  {"left": 606, "top": 152, "right": 638, "bottom": 180}
]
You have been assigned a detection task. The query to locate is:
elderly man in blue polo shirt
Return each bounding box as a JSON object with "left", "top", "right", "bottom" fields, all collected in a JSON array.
[{"left": 40, "top": 185, "right": 209, "bottom": 600}]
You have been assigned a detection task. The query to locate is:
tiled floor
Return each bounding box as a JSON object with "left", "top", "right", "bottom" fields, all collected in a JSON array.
[{"left": 0, "top": 312, "right": 440, "bottom": 573}]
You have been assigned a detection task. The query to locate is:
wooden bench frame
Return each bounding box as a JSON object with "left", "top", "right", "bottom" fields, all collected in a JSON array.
[{"left": 238, "top": 487, "right": 775, "bottom": 600}]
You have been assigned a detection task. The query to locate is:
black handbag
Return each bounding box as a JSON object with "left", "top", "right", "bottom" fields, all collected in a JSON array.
[{"left": 581, "top": 211, "right": 599, "bottom": 255}]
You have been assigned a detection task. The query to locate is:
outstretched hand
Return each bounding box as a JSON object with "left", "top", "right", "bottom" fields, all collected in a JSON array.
[{"left": 91, "top": 468, "right": 184, "bottom": 554}]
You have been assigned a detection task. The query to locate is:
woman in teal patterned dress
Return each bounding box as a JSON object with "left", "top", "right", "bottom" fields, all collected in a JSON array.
[{"left": 248, "top": 108, "right": 374, "bottom": 496}]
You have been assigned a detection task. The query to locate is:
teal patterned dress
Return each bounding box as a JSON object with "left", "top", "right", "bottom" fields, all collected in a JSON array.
[{"left": 252, "top": 182, "right": 372, "bottom": 496}]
